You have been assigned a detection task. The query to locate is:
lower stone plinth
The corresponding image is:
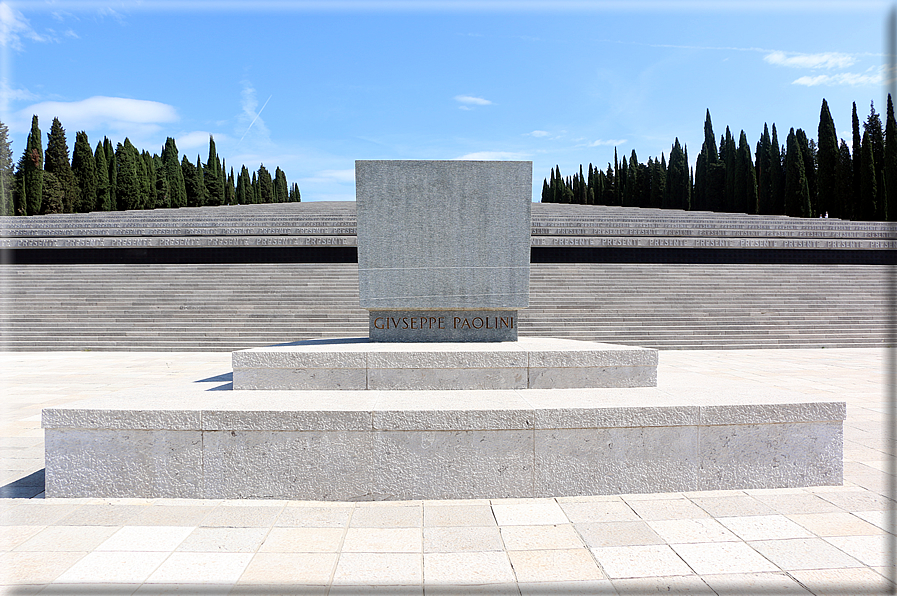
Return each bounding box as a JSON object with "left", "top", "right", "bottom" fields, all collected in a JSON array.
[
  {"left": 42, "top": 386, "right": 844, "bottom": 500},
  {"left": 232, "top": 337, "right": 657, "bottom": 390}
]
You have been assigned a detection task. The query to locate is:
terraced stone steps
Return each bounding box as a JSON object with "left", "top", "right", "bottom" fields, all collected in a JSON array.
[{"left": 1, "top": 262, "right": 887, "bottom": 350}]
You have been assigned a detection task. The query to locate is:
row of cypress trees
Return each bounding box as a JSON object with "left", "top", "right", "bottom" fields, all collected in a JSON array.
[
  {"left": 542, "top": 97, "right": 896, "bottom": 221},
  {"left": 0, "top": 116, "right": 300, "bottom": 217}
]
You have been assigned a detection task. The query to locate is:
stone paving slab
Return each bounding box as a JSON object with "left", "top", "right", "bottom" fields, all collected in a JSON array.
[{"left": 0, "top": 349, "right": 893, "bottom": 593}]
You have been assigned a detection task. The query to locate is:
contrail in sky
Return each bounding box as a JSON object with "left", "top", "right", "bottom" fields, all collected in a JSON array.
[{"left": 240, "top": 94, "right": 272, "bottom": 142}]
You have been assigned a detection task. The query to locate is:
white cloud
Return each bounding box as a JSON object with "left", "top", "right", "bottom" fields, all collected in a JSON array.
[
  {"left": 13, "top": 96, "right": 178, "bottom": 135},
  {"left": 176, "top": 131, "right": 222, "bottom": 151},
  {"left": 763, "top": 51, "right": 856, "bottom": 70},
  {"left": 588, "top": 139, "right": 627, "bottom": 147},
  {"left": 527, "top": 130, "right": 550, "bottom": 137},
  {"left": 792, "top": 72, "right": 882, "bottom": 87},
  {"left": 454, "top": 95, "right": 492, "bottom": 106},
  {"left": 454, "top": 151, "right": 528, "bottom": 160},
  {"left": 0, "top": 3, "right": 48, "bottom": 50}
]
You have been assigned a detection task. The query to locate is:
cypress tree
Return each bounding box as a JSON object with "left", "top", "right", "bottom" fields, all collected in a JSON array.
[
  {"left": 23, "top": 115, "right": 43, "bottom": 215},
  {"left": 859, "top": 130, "right": 877, "bottom": 220},
  {"left": 722, "top": 128, "right": 736, "bottom": 212},
  {"left": 816, "top": 99, "right": 839, "bottom": 219},
  {"left": 885, "top": 94, "right": 897, "bottom": 220},
  {"left": 274, "top": 167, "right": 288, "bottom": 203},
  {"left": 12, "top": 157, "right": 25, "bottom": 215},
  {"left": 153, "top": 154, "right": 170, "bottom": 209},
  {"left": 257, "top": 164, "right": 274, "bottom": 203},
  {"left": 734, "top": 131, "right": 758, "bottom": 214},
  {"left": 204, "top": 136, "right": 223, "bottom": 206},
  {"left": 784, "top": 129, "right": 811, "bottom": 218},
  {"left": 838, "top": 140, "right": 853, "bottom": 219},
  {"left": 251, "top": 171, "right": 259, "bottom": 204},
  {"left": 769, "top": 125, "right": 785, "bottom": 215},
  {"left": 694, "top": 109, "right": 719, "bottom": 212},
  {"left": 852, "top": 103, "right": 862, "bottom": 215},
  {"left": 664, "top": 139, "right": 689, "bottom": 210},
  {"left": 44, "top": 117, "right": 79, "bottom": 213},
  {"left": 235, "top": 166, "right": 250, "bottom": 204},
  {"left": 0, "top": 121, "right": 13, "bottom": 216},
  {"left": 195, "top": 155, "right": 208, "bottom": 206},
  {"left": 71, "top": 131, "right": 96, "bottom": 213},
  {"left": 225, "top": 167, "right": 235, "bottom": 205},
  {"left": 756, "top": 124, "right": 774, "bottom": 214},
  {"left": 94, "top": 142, "right": 111, "bottom": 211},
  {"left": 541, "top": 178, "right": 550, "bottom": 202},
  {"left": 140, "top": 151, "right": 155, "bottom": 209},
  {"left": 161, "top": 138, "right": 186, "bottom": 208},
  {"left": 104, "top": 137, "right": 116, "bottom": 209},
  {"left": 794, "top": 129, "right": 816, "bottom": 217},
  {"left": 618, "top": 158, "right": 628, "bottom": 206},
  {"left": 114, "top": 139, "right": 142, "bottom": 211},
  {"left": 290, "top": 182, "right": 301, "bottom": 202},
  {"left": 865, "top": 102, "right": 885, "bottom": 191},
  {"left": 649, "top": 154, "right": 665, "bottom": 208},
  {"left": 40, "top": 171, "right": 64, "bottom": 214}
]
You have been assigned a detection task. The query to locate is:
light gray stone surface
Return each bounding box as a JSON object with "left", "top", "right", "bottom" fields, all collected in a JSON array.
[
  {"left": 232, "top": 338, "right": 658, "bottom": 390},
  {"left": 42, "top": 380, "right": 846, "bottom": 499},
  {"left": 45, "top": 428, "right": 202, "bottom": 498},
  {"left": 356, "top": 160, "right": 531, "bottom": 312}
]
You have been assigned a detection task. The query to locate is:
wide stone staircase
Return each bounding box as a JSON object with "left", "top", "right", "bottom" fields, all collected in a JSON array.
[{"left": 1, "top": 261, "right": 889, "bottom": 350}]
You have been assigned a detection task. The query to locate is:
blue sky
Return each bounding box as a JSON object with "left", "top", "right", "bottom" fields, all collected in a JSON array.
[{"left": 1, "top": 0, "right": 890, "bottom": 201}]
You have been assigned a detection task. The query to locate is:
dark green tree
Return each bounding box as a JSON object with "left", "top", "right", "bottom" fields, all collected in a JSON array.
[
  {"left": 225, "top": 167, "right": 235, "bottom": 205},
  {"left": 153, "top": 154, "right": 170, "bottom": 209},
  {"left": 664, "top": 138, "right": 689, "bottom": 210},
  {"left": 693, "top": 109, "right": 720, "bottom": 212},
  {"left": 44, "top": 117, "right": 79, "bottom": 213},
  {"left": 289, "top": 182, "right": 301, "bottom": 202},
  {"left": 794, "top": 129, "right": 816, "bottom": 217},
  {"left": 23, "top": 115, "right": 43, "bottom": 215},
  {"left": 756, "top": 124, "right": 775, "bottom": 214},
  {"left": 12, "top": 156, "right": 25, "bottom": 215},
  {"left": 94, "top": 142, "right": 111, "bottom": 211},
  {"left": 71, "top": 131, "right": 97, "bottom": 213},
  {"left": 817, "top": 99, "right": 840, "bottom": 219},
  {"left": 859, "top": 130, "right": 877, "bottom": 220},
  {"left": 257, "top": 164, "right": 274, "bottom": 203},
  {"left": 139, "top": 150, "right": 155, "bottom": 209},
  {"left": 784, "top": 128, "right": 811, "bottom": 218},
  {"left": 204, "top": 136, "right": 223, "bottom": 206},
  {"left": 0, "top": 122, "right": 13, "bottom": 216},
  {"left": 838, "top": 140, "right": 853, "bottom": 219},
  {"left": 852, "top": 103, "right": 862, "bottom": 216},
  {"left": 885, "top": 94, "right": 897, "bottom": 220},
  {"left": 274, "top": 167, "right": 288, "bottom": 203},
  {"left": 734, "top": 131, "right": 758, "bottom": 214},
  {"left": 104, "top": 137, "right": 116, "bottom": 208},
  {"left": 769, "top": 125, "right": 785, "bottom": 215},
  {"left": 865, "top": 102, "right": 885, "bottom": 191},
  {"left": 235, "top": 166, "right": 251, "bottom": 204},
  {"left": 721, "top": 128, "right": 736, "bottom": 212},
  {"left": 160, "top": 138, "right": 186, "bottom": 208},
  {"left": 114, "top": 139, "right": 142, "bottom": 211},
  {"left": 40, "top": 171, "right": 64, "bottom": 214}
]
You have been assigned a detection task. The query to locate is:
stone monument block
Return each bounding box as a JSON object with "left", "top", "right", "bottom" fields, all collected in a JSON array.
[{"left": 356, "top": 160, "right": 531, "bottom": 341}]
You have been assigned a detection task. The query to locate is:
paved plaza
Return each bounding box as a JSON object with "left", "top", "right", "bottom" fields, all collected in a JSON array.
[{"left": 0, "top": 348, "right": 893, "bottom": 594}]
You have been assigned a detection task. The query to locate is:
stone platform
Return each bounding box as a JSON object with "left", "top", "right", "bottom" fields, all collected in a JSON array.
[
  {"left": 42, "top": 378, "right": 844, "bottom": 500},
  {"left": 232, "top": 338, "right": 657, "bottom": 390}
]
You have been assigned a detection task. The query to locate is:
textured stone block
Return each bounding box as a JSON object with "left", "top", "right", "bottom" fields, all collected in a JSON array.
[
  {"left": 697, "top": 421, "right": 843, "bottom": 490},
  {"left": 371, "top": 429, "right": 534, "bottom": 500},
  {"left": 533, "top": 426, "right": 699, "bottom": 497},
  {"left": 233, "top": 367, "right": 366, "bottom": 390},
  {"left": 529, "top": 365, "right": 657, "bottom": 389},
  {"left": 368, "top": 367, "right": 527, "bottom": 390},
  {"left": 202, "top": 430, "right": 373, "bottom": 500},
  {"left": 45, "top": 428, "right": 202, "bottom": 498}
]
